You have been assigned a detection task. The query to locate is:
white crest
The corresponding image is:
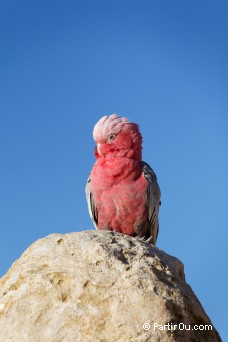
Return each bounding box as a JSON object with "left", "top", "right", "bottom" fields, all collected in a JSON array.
[{"left": 93, "top": 114, "right": 129, "bottom": 142}]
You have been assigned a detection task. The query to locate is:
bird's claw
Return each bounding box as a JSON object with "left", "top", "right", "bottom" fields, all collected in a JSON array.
[{"left": 136, "top": 235, "right": 153, "bottom": 243}]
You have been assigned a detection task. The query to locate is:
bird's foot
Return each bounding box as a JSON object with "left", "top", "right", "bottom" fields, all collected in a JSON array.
[
  {"left": 135, "top": 235, "right": 153, "bottom": 243},
  {"left": 136, "top": 236, "right": 145, "bottom": 241}
]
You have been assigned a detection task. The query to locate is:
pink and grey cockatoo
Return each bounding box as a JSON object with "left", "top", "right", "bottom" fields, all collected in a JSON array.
[{"left": 86, "top": 114, "right": 161, "bottom": 245}]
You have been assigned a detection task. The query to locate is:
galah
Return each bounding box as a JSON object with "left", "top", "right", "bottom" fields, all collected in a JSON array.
[{"left": 86, "top": 114, "right": 161, "bottom": 245}]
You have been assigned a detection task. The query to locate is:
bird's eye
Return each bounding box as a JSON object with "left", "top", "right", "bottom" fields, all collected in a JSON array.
[{"left": 107, "top": 134, "right": 117, "bottom": 143}]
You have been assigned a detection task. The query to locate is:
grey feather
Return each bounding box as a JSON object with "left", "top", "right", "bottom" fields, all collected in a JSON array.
[
  {"left": 85, "top": 175, "right": 98, "bottom": 229},
  {"left": 140, "top": 161, "right": 161, "bottom": 245}
]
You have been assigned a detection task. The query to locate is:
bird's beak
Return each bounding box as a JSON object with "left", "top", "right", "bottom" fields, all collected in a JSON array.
[{"left": 97, "top": 143, "right": 103, "bottom": 156}]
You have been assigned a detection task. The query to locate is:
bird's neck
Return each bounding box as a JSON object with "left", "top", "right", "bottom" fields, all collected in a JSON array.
[
  {"left": 93, "top": 157, "right": 142, "bottom": 183},
  {"left": 108, "top": 147, "right": 142, "bottom": 160}
]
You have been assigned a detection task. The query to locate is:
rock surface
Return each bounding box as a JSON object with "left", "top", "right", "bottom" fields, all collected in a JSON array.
[{"left": 0, "top": 230, "right": 221, "bottom": 342}]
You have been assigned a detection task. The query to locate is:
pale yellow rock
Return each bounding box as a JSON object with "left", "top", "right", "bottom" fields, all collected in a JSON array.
[{"left": 0, "top": 231, "right": 221, "bottom": 342}]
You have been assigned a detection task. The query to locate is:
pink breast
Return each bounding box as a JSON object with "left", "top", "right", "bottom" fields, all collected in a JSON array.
[{"left": 90, "top": 158, "right": 148, "bottom": 235}]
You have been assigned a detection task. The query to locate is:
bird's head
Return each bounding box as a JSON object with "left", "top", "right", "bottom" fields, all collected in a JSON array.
[{"left": 93, "top": 114, "right": 142, "bottom": 160}]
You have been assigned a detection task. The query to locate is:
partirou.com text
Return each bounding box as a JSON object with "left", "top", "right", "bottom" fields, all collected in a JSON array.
[{"left": 143, "top": 322, "right": 213, "bottom": 331}]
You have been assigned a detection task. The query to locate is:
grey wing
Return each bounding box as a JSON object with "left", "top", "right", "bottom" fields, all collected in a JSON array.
[
  {"left": 85, "top": 175, "right": 98, "bottom": 229},
  {"left": 141, "top": 161, "right": 161, "bottom": 245}
]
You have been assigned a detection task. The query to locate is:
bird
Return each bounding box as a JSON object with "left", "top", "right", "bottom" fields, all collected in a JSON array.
[{"left": 85, "top": 114, "right": 161, "bottom": 245}]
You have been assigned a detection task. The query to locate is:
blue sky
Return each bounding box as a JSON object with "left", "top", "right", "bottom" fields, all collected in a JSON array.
[{"left": 0, "top": 0, "right": 227, "bottom": 339}]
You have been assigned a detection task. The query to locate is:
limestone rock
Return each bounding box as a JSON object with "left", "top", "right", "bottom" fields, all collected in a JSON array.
[{"left": 0, "top": 231, "right": 221, "bottom": 342}]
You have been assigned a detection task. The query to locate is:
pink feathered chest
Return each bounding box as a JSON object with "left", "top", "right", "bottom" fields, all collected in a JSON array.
[{"left": 90, "top": 157, "right": 149, "bottom": 235}]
